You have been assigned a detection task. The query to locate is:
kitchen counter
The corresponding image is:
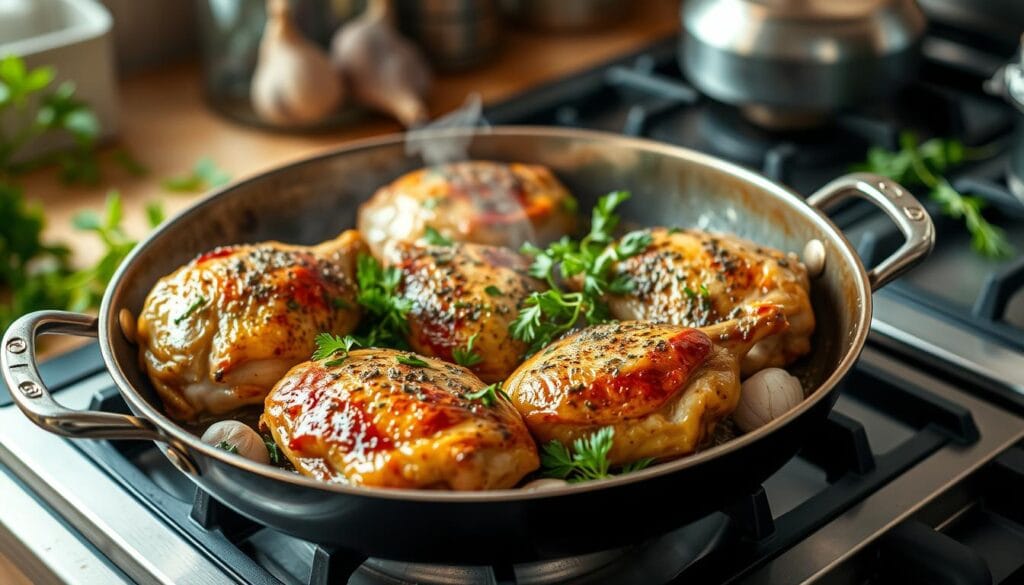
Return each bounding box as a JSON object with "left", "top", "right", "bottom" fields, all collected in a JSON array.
[{"left": 2, "top": 4, "right": 678, "bottom": 581}]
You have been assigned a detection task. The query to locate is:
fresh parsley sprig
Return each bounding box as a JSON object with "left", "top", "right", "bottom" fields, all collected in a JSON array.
[
  {"left": 452, "top": 332, "right": 484, "bottom": 367},
  {"left": 463, "top": 381, "right": 508, "bottom": 407},
  {"left": 423, "top": 226, "right": 453, "bottom": 246},
  {"left": 853, "top": 132, "right": 1012, "bottom": 259},
  {"left": 540, "top": 426, "right": 654, "bottom": 482},
  {"left": 353, "top": 253, "right": 413, "bottom": 349},
  {"left": 510, "top": 192, "right": 652, "bottom": 355},
  {"left": 396, "top": 354, "right": 429, "bottom": 367},
  {"left": 312, "top": 332, "right": 361, "bottom": 366}
]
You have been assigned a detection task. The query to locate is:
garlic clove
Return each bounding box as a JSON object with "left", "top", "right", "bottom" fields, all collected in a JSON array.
[
  {"left": 330, "top": 0, "right": 432, "bottom": 127},
  {"left": 201, "top": 420, "right": 271, "bottom": 465},
  {"left": 251, "top": 0, "right": 345, "bottom": 126},
  {"left": 733, "top": 368, "right": 804, "bottom": 433}
]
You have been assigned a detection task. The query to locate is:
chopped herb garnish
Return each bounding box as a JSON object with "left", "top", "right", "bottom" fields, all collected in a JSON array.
[
  {"left": 262, "top": 435, "right": 282, "bottom": 465},
  {"left": 699, "top": 284, "right": 710, "bottom": 298},
  {"left": 396, "top": 354, "right": 429, "bottom": 367},
  {"left": 174, "top": 295, "right": 207, "bottom": 325},
  {"left": 423, "top": 226, "right": 453, "bottom": 246},
  {"left": 352, "top": 253, "right": 413, "bottom": 349},
  {"left": 312, "top": 332, "right": 360, "bottom": 366},
  {"left": 216, "top": 441, "right": 239, "bottom": 454},
  {"left": 540, "top": 426, "right": 653, "bottom": 482},
  {"left": 452, "top": 332, "right": 484, "bottom": 367},
  {"left": 422, "top": 197, "right": 440, "bottom": 210},
  {"left": 510, "top": 192, "right": 652, "bottom": 355},
  {"left": 683, "top": 286, "right": 696, "bottom": 299},
  {"left": 464, "top": 381, "right": 507, "bottom": 407},
  {"left": 484, "top": 285, "right": 503, "bottom": 297}
]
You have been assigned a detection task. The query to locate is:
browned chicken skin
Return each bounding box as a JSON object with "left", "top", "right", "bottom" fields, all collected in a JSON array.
[
  {"left": 357, "top": 161, "right": 578, "bottom": 260},
  {"left": 136, "top": 231, "right": 364, "bottom": 422},
  {"left": 388, "top": 241, "right": 542, "bottom": 383},
  {"left": 504, "top": 306, "right": 788, "bottom": 464},
  {"left": 605, "top": 228, "right": 814, "bottom": 375},
  {"left": 260, "top": 349, "right": 539, "bottom": 489}
]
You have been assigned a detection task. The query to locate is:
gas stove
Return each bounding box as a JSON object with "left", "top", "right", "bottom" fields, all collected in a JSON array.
[{"left": 4, "top": 10, "right": 1024, "bottom": 585}]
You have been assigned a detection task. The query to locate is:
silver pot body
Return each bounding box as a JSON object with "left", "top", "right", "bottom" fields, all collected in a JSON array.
[{"left": 2, "top": 128, "right": 933, "bottom": 562}]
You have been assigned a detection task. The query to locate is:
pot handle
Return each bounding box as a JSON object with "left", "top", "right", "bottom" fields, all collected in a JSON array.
[
  {"left": 1, "top": 310, "right": 164, "bottom": 441},
  {"left": 807, "top": 173, "right": 935, "bottom": 291}
]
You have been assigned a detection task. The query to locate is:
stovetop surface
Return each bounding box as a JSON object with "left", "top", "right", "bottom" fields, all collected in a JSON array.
[{"left": 3, "top": 12, "right": 1024, "bottom": 585}]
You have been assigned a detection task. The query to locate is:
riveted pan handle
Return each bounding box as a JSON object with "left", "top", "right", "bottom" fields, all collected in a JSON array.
[
  {"left": 2, "top": 311, "right": 164, "bottom": 441},
  {"left": 807, "top": 173, "right": 935, "bottom": 291}
]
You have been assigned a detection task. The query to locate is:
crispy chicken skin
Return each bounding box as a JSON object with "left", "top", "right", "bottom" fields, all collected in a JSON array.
[
  {"left": 504, "top": 306, "right": 788, "bottom": 464},
  {"left": 605, "top": 228, "right": 814, "bottom": 375},
  {"left": 357, "top": 161, "right": 577, "bottom": 260},
  {"left": 260, "top": 349, "right": 539, "bottom": 490},
  {"left": 136, "top": 231, "right": 364, "bottom": 422},
  {"left": 388, "top": 241, "right": 542, "bottom": 383}
]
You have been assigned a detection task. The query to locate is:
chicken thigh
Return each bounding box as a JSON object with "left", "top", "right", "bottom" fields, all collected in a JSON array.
[
  {"left": 260, "top": 349, "right": 539, "bottom": 490},
  {"left": 136, "top": 231, "right": 364, "bottom": 422},
  {"left": 389, "top": 241, "right": 542, "bottom": 382},
  {"left": 604, "top": 228, "right": 814, "bottom": 375},
  {"left": 358, "top": 161, "right": 577, "bottom": 260},
  {"left": 504, "top": 305, "right": 789, "bottom": 465}
]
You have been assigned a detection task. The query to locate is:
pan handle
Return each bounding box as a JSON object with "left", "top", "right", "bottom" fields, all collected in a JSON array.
[
  {"left": 807, "top": 173, "right": 935, "bottom": 291},
  {"left": 1, "top": 311, "right": 164, "bottom": 441}
]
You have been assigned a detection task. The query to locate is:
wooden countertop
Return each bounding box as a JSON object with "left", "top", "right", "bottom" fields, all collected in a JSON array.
[{"left": 1, "top": 4, "right": 678, "bottom": 580}]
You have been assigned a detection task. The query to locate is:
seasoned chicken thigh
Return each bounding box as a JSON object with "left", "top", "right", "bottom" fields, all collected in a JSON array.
[
  {"left": 358, "top": 161, "right": 577, "bottom": 259},
  {"left": 605, "top": 228, "right": 814, "bottom": 375},
  {"left": 260, "top": 349, "right": 539, "bottom": 490},
  {"left": 389, "top": 241, "right": 542, "bottom": 383},
  {"left": 137, "top": 231, "right": 364, "bottom": 422},
  {"left": 504, "top": 306, "right": 789, "bottom": 465}
]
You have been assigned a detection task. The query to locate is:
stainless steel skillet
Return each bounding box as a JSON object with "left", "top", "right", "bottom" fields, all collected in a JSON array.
[{"left": 2, "top": 127, "right": 933, "bottom": 563}]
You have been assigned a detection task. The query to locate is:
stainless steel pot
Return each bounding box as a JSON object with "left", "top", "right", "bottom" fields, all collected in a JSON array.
[
  {"left": 1, "top": 127, "right": 933, "bottom": 563},
  {"left": 986, "top": 34, "right": 1024, "bottom": 203}
]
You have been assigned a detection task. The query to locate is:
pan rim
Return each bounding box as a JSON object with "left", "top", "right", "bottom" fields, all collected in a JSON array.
[{"left": 99, "top": 125, "right": 872, "bottom": 503}]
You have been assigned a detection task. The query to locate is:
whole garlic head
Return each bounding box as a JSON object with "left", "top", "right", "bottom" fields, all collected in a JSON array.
[
  {"left": 201, "top": 420, "right": 271, "bottom": 465},
  {"left": 733, "top": 368, "right": 804, "bottom": 433}
]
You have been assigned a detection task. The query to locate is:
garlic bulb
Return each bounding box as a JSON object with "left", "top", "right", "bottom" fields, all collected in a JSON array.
[
  {"left": 330, "top": 0, "right": 431, "bottom": 127},
  {"left": 251, "top": 0, "right": 344, "bottom": 126},
  {"left": 201, "top": 420, "right": 271, "bottom": 464},
  {"left": 733, "top": 368, "right": 804, "bottom": 433},
  {"left": 522, "top": 478, "right": 569, "bottom": 491}
]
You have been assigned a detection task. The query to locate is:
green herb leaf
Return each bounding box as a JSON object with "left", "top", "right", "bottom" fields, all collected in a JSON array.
[
  {"left": 452, "top": 332, "right": 484, "bottom": 367},
  {"left": 312, "top": 332, "right": 361, "bottom": 366},
  {"left": 423, "top": 226, "right": 453, "bottom": 246},
  {"left": 620, "top": 457, "right": 655, "bottom": 474},
  {"left": 145, "top": 201, "right": 165, "bottom": 228},
  {"left": 216, "top": 441, "right": 239, "bottom": 454},
  {"left": 541, "top": 426, "right": 613, "bottom": 482},
  {"left": 484, "top": 285, "right": 503, "bottom": 297},
  {"left": 174, "top": 295, "right": 208, "bottom": 325},
  {"left": 510, "top": 192, "right": 650, "bottom": 355},
  {"left": 464, "top": 381, "right": 504, "bottom": 407},
  {"left": 262, "top": 434, "right": 282, "bottom": 464},
  {"left": 853, "top": 131, "right": 1012, "bottom": 259},
  {"left": 396, "top": 354, "right": 430, "bottom": 367},
  {"left": 352, "top": 253, "right": 413, "bottom": 349},
  {"left": 162, "top": 157, "right": 231, "bottom": 193}
]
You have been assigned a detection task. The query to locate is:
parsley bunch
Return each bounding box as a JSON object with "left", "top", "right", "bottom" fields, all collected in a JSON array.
[
  {"left": 540, "top": 426, "right": 654, "bottom": 482},
  {"left": 352, "top": 253, "right": 413, "bottom": 349},
  {"left": 854, "top": 132, "right": 1012, "bottom": 259},
  {"left": 510, "top": 192, "right": 652, "bottom": 355}
]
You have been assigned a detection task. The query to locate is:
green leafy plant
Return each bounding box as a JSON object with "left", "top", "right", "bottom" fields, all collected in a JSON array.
[
  {"left": 351, "top": 253, "right": 413, "bottom": 349},
  {"left": 853, "top": 132, "right": 1012, "bottom": 259},
  {"left": 162, "top": 157, "right": 231, "bottom": 193},
  {"left": 510, "top": 192, "right": 652, "bottom": 355},
  {"left": 452, "top": 332, "right": 483, "bottom": 367},
  {"left": 540, "top": 426, "right": 654, "bottom": 482}
]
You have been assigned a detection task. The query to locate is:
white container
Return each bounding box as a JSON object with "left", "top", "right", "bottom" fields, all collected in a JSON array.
[{"left": 0, "top": 0, "right": 118, "bottom": 159}]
